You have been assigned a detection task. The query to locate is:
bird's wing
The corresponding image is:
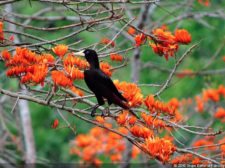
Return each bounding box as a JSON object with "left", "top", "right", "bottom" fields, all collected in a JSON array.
[{"left": 95, "top": 70, "right": 127, "bottom": 102}]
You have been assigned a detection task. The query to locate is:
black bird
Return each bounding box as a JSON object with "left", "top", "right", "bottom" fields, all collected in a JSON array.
[{"left": 74, "top": 49, "right": 138, "bottom": 118}]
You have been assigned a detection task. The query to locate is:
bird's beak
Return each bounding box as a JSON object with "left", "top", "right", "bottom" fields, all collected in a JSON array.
[{"left": 73, "top": 50, "right": 85, "bottom": 56}]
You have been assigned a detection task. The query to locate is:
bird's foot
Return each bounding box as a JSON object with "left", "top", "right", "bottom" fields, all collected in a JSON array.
[
  {"left": 91, "top": 104, "right": 100, "bottom": 117},
  {"left": 91, "top": 109, "right": 96, "bottom": 117}
]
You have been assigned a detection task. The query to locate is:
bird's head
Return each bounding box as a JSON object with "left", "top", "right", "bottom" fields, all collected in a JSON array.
[{"left": 73, "top": 49, "right": 99, "bottom": 69}]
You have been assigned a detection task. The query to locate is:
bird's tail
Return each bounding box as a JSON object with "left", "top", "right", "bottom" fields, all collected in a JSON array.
[
  {"left": 119, "top": 101, "right": 140, "bottom": 119},
  {"left": 112, "top": 93, "right": 139, "bottom": 119}
]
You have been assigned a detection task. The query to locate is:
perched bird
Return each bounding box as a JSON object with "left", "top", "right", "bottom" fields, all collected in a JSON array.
[{"left": 74, "top": 49, "right": 138, "bottom": 118}]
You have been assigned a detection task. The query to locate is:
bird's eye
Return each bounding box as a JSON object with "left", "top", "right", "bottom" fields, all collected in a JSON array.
[{"left": 85, "top": 50, "right": 90, "bottom": 55}]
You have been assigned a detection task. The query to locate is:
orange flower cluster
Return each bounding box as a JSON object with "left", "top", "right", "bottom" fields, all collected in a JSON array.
[
  {"left": 51, "top": 70, "right": 73, "bottom": 87},
  {"left": 2, "top": 46, "right": 89, "bottom": 92},
  {"left": 116, "top": 111, "right": 137, "bottom": 126},
  {"left": 171, "top": 154, "right": 193, "bottom": 165},
  {"left": 1, "top": 50, "right": 11, "bottom": 61},
  {"left": 198, "top": 0, "right": 210, "bottom": 6},
  {"left": 64, "top": 66, "right": 84, "bottom": 80},
  {"left": 195, "top": 85, "right": 225, "bottom": 113},
  {"left": 127, "top": 27, "right": 136, "bottom": 35},
  {"left": 214, "top": 107, "right": 225, "bottom": 122},
  {"left": 135, "top": 33, "right": 146, "bottom": 47},
  {"left": 149, "top": 27, "right": 178, "bottom": 60},
  {"left": 149, "top": 27, "right": 191, "bottom": 60},
  {"left": 195, "top": 96, "right": 205, "bottom": 112},
  {"left": 144, "top": 95, "right": 176, "bottom": 116},
  {"left": 127, "top": 27, "right": 146, "bottom": 47},
  {"left": 0, "top": 21, "right": 4, "bottom": 41},
  {"left": 110, "top": 53, "right": 123, "bottom": 62},
  {"left": 143, "top": 137, "right": 176, "bottom": 163},
  {"left": 52, "top": 44, "right": 68, "bottom": 57},
  {"left": 116, "top": 110, "right": 128, "bottom": 125},
  {"left": 100, "top": 62, "right": 112, "bottom": 76},
  {"left": 141, "top": 113, "right": 166, "bottom": 128},
  {"left": 5, "top": 48, "right": 55, "bottom": 85},
  {"left": 64, "top": 53, "right": 89, "bottom": 69},
  {"left": 193, "top": 137, "right": 216, "bottom": 151},
  {"left": 174, "top": 29, "right": 192, "bottom": 45},
  {"left": 130, "top": 125, "right": 154, "bottom": 139},
  {"left": 100, "top": 38, "right": 115, "bottom": 47},
  {"left": 70, "top": 125, "right": 140, "bottom": 166},
  {"left": 203, "top": 88, "right": 220, "bottom": 102},
  {"left": 113, "top": 80, "right": 143, "bottom": 107}
]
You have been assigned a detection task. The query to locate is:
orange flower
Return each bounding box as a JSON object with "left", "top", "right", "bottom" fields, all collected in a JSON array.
[
  {"left": 130, "top": 125, "right": 153, "bottom": 139},
  {"left": 144, "top": 137, "right": 176, "bottom": 163},
  {"left": 118, "top": 127, "right": 129, "bottom": 135},
  {"left": 64, "top": 66, "right": 84, "bottom": 80},
  {"left": 145, "top": 95, "right": 175, "bottom": 115},
  {"left": 51, "top": 119, "right": 59, "bottom": 129},
  {"left": 6, "top": 66, "right": 26, "bottom": 77},
  {"left": 82, "top": 148, "right": 96, "bottom": 161},
  {"left": 1, "top": 49, "right": 11, "bottom": 60},
  {"left": 39, "top": 53, "right": 55, "bottom": 65},
  {"left": 128, "top": 116, "right": 137, "bottom": 125},
  {"left": 214, "top": 107, "right": 225, "bottom": 122},
  {"left": 127, "top": 27, "right": 136, "bottom": 35},
  {"left": 198, "top": 0, "right": 210, "bottom": 6},
  {"left": 149, "top": 42, "right": 179, "bottom": 61},
  {"left": 100, "top": 62, "right": 112, "bottom": 76},
  {"left": 116, "top": 111, "right": 128, "bottom": 125},
  {"left": 71, "top": 125, "right": 139, "bottom": 165},
  {"left": 0, "top": 21, "right": 4, "bottom": 41},
  {"left": 153, "top": 28, "right": 176, "bottom": 43},
  {"left": 95, "top": 116, "right": 105, "bottom": 124},
  {"left": 131, "top": 146, "right": 140, "bottom": 159},
  {"left": 193, "top": 138, "right": 216, "bottom": 151},
  {"left": 75, "top": 135, "right": 92, "bottom": 147},
  {"left": 100, "top": 38, "right": 115, "bottom": 47},
  {"left": 167, "top": 98, "right": 180, "bottom": 111},
  {"left": 223, "top": 56, "right": 225, "bottom": 62},
  {"left": 52, "top": 44, "right": 68, "bottom": 57},
  {"left": 6, "top": 48, "right": 37, "bottom": 66},
  {"left": 4, "top": 48, "right": 49, "bottom": 85},
  {"left": 51, "top": 70, "right": 73, "bottom": 87},
  {"left": 70, "top": 86, "right": 84, "bottom": 96},
  {"left": 114, "top": 80, "right": 143, "bottom": 107},
  {"left": 30, "top": 64, "right": 48, "bottom": 84},
  {"left": 64, "top": 54, "right": 89, "bottom": 69},
  {"left": 195, "top": 96, "right": 204, "bottom": 113},
  {"left": 221, "top": 144, "right": 225, "bottom": 157},
  {"left": 175, "top": 29, "right": 192, "bottom": 44},
  {"left": 150, "top": 27, "right": 180, "bottom": 60},
  {"left": 176, "top": 69, "right": 194, "bottom": 78},
  {"left": 171, "top": 154, "right": 192, "bottom": 165},
  {"left": 110, "top": 53, "right": 123, "bottom": 62},
  {"left": 203, "top": 88, "right": 220, "bottom": 102},
  {"left": 110, "top": 154, "right": 122, "bottom": 162},
  {"left": 192, "top": 157, "right": 202, "bottom": 165},
  {"left": 141, "top": 113, "right": 166, "bottom": 128},
  {"left": 217, "top": 85, "right": 225, "bottom": 97},
  {"left": 134, "top": 33, "right": 146, "bottom": 47}
]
